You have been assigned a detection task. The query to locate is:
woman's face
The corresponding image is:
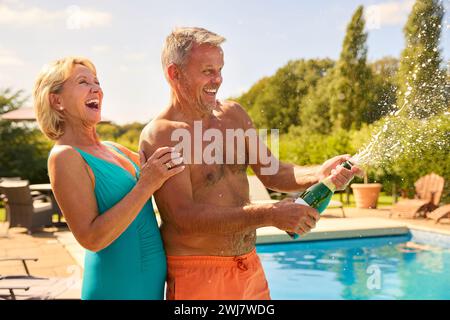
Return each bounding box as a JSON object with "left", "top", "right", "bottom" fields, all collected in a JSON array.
[{"left": 57, "top": 64, "right": 103, "bottom": 126}]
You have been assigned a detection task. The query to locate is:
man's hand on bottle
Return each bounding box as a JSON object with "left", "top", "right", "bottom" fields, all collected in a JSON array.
[
  {"left": 271, "top": 198, "right": 320, "bottom": 235},
  {"left": 318, "top": 154, "right": 364, "bottom": 190}
]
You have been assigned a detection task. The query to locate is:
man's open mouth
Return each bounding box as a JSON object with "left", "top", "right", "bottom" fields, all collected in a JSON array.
[
  {"left": 85, "top": 98, "right": 100, "bottom": 110},
  {"left": 204, "top": 88, "right": 218, "bottom": 96}
]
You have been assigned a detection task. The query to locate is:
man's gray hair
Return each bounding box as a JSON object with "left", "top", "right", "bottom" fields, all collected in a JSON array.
[{"left": 161, "top": 27, "right": 226, "bottom": 69}]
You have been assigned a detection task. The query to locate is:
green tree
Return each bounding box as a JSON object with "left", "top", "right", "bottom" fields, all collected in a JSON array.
[
  {"left": 96, "top": 123, "right": 121, "bottom": 141},
  {"left": 396, "top": 0, "right": 447, "bottom": 118},
  {"left": 96, "top": 122, "right": 145, "bottom": 151},
  {"left": 0, "top": 88, "right": 51, "bottom": 182},
  {"left": 235, "top": 59, "right": 334, "bottom": 132},
  {"left": 328, "top": 5, "right": 375, "bottom": 130},
  {"left": 0, "top": 123, "right": 52, "bottom": 182},
  {"left": 0, "top": 88, "right": 28, "bottom": 114},
  {"left": 298, "top": 69, "right": 335, "bottom": 134},
  {"left": 117, "top": 122, "right": 145, "bottom": 151},
  {"left": 234, "top": 77, "right": 271, "bottom": 127},
  {"left": 368, "top": 57, "right": 399, "bottom": 121}
]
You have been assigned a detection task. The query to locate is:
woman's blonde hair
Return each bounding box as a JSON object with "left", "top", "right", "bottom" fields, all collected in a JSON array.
[{"left": 33, "top": 56, "right": 97, "bottom": 140}]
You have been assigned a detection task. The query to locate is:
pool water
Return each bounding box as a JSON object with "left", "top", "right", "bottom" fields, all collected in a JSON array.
[{"left": 256, "top": 232, "right": 450, "bottom": 300}]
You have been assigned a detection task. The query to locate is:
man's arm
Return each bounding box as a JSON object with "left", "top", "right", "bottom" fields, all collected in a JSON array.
[
  {"left": 229, "top": 101, "right": 359, "bottom": 192},
  {"left": 223, "top": 101, "right": 320, "bottom": 192}
]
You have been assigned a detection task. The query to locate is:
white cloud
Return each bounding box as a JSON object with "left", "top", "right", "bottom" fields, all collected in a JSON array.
[
  {"left": 92, "top": 45, "right": 111, "bottom": 54},
  {"left": 66, "top": 5, "right": 112, "bottom": 30},
  {"left": 124, "top": 52, "right": 148, "bottom": 62},
  {"left": 119, "top": 65, "right": 130, "bottom": 72},
  {"left": 0, "top": 48, "right": 25, "bottom": 66},
  {"left": 0, "top": 3, "right": 112, "bottom": 29},
  {"left": 365, "top": 0, "right": 415, "bottom": 30},
  {"left": 0, "top": 4, "right": 62, "bottom": 26}
]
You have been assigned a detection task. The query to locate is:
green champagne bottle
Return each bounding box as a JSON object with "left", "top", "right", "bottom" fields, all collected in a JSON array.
[{"left": 287, "top": 160, "right": 354, "bottom": 239}]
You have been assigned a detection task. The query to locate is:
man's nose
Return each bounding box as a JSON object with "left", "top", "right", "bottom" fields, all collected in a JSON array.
[{"left": 213, "top": 74, "right": 222, "bottom": 85}]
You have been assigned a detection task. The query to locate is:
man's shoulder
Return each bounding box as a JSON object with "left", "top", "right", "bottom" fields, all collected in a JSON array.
[
  {"left": 218, "top": 100, "right": 253, "bottom": 128},
  {"left": 219, "top": 100, "right": 247, "bottom": 115},
  {"left": 140, "top": 118, "right": 187, "bottom": 149}
]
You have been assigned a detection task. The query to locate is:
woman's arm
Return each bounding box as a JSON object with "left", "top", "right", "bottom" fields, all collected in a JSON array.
[{"left": 48, "top": 145, "right": 183, "bottom": 252}]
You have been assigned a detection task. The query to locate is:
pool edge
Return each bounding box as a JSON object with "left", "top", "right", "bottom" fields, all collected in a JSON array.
[{"left": 256, "top": 226, "right": 410, "bottom": 244}]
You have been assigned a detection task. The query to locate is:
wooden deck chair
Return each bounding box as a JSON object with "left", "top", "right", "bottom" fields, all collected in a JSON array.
[
  {"left": 390, "top": 173, "right": 445, "bottom": 219},
  {"left": 247, "top": 175, "right": 346, "bottom": 217},
  {"left": 427, "top": 204, "right": 450, "bottom": 224}
]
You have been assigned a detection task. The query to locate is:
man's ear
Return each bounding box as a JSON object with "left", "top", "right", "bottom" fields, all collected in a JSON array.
[
  {"left": 49, "top": 93, "right": 63, "bottom": 111},
  {"left": 167, "top": 63, "right": 180, "bottom": 82}
]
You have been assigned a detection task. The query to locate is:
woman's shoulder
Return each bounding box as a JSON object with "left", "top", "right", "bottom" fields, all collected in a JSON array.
[
  {"left": 48, "top": 144, "right": 96, "bottom": 186},
  {"left": 48, "top": 144, "right": 84, "bottom": 168}
]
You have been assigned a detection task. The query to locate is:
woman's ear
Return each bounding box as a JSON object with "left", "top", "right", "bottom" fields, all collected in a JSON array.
[{"left": 49, "top": 93, "right": 64, "bottom": 111}]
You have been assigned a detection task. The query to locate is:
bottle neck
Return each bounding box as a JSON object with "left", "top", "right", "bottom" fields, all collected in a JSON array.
[
  {"left": 320, "top": 159, "right": 355, "bottom": 192},
  {"left": 321, "top": 176, "right": 336, "bottom": 192},
  {"left": 341, "top": 160, "right": 353, "bottom": 170}
]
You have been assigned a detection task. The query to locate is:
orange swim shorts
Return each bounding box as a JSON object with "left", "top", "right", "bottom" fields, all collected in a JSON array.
[{"left": 166, "top": 249, "right": 271, "bottom": 300}]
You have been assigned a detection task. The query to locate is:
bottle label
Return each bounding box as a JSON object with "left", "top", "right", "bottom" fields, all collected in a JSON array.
[{"left": 295, "top": 197, "right": 310, "bottom": 206}]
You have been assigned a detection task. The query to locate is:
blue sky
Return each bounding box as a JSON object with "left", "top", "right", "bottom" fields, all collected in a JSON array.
[{"left": 0, "top": 0, "right": 449, "bottom": 124}]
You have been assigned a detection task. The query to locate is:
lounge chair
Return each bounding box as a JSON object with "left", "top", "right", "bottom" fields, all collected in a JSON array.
[
  {"left": 0, "top": 257, "right": 79, "bottom": 300},
  {"left": 390, "top": 173, "right": 445, "bottom": 219},
  {"left": 427, "top": 204, "right": 450, "bottom": 224},
  {"left": 0, "top": 257, "right": 38, "bottom": 278},
  {"left": 0, "top": 177, "right": 22, "bottom": 182},
  {"left": 247, "top": 175, "right": 345, "bottom": 217},
  {"left": 0, "top": 277, "right": 79, "bottom": 300},
  {"left": 248, "top": 175, "right": 278, "bottom": 205},
  {"left": 0, "top": 180, "right": 54, "bottom": 234}
]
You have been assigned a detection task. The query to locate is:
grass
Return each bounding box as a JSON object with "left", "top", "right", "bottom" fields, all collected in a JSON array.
[{"left": 332, "top": 192, "right": 394, "bottom": 208}]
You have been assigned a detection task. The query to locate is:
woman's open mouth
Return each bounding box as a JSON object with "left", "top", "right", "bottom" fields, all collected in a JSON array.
[{"left": 85, "top": 98, "right": 100, "bottom": 111}]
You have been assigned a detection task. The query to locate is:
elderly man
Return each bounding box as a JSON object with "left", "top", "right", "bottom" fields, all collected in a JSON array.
[{"left": 139, "top": 27, "right": 361, "bottom": 300}]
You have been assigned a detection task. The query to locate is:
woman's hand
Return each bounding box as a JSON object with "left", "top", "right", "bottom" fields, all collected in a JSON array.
[{"left": 138, "top": 146, "right": 185, "bottom": 196}]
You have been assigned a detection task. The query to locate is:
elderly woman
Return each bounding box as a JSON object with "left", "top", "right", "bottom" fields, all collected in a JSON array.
[{"left": 33, "top": 57, "right": 184, "bottom": 300}]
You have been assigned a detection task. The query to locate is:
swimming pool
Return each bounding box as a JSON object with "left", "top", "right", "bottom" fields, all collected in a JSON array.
[{"left": 256, "top": 230, "right": 450, "bottom": 300}]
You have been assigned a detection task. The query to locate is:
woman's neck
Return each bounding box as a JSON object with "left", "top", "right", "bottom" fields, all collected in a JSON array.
[{"left": 57, "top": 121, "right": 101, "bottom": 148}]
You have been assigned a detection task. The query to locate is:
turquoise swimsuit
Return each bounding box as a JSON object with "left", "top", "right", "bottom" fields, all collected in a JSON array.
[{"left": 70, "top": 142, "right": 166, "bottom": 300}]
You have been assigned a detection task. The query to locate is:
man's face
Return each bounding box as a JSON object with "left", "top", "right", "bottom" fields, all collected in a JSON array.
[{"left": 178, "top": 43, "right": 224, "bottom": 114}]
